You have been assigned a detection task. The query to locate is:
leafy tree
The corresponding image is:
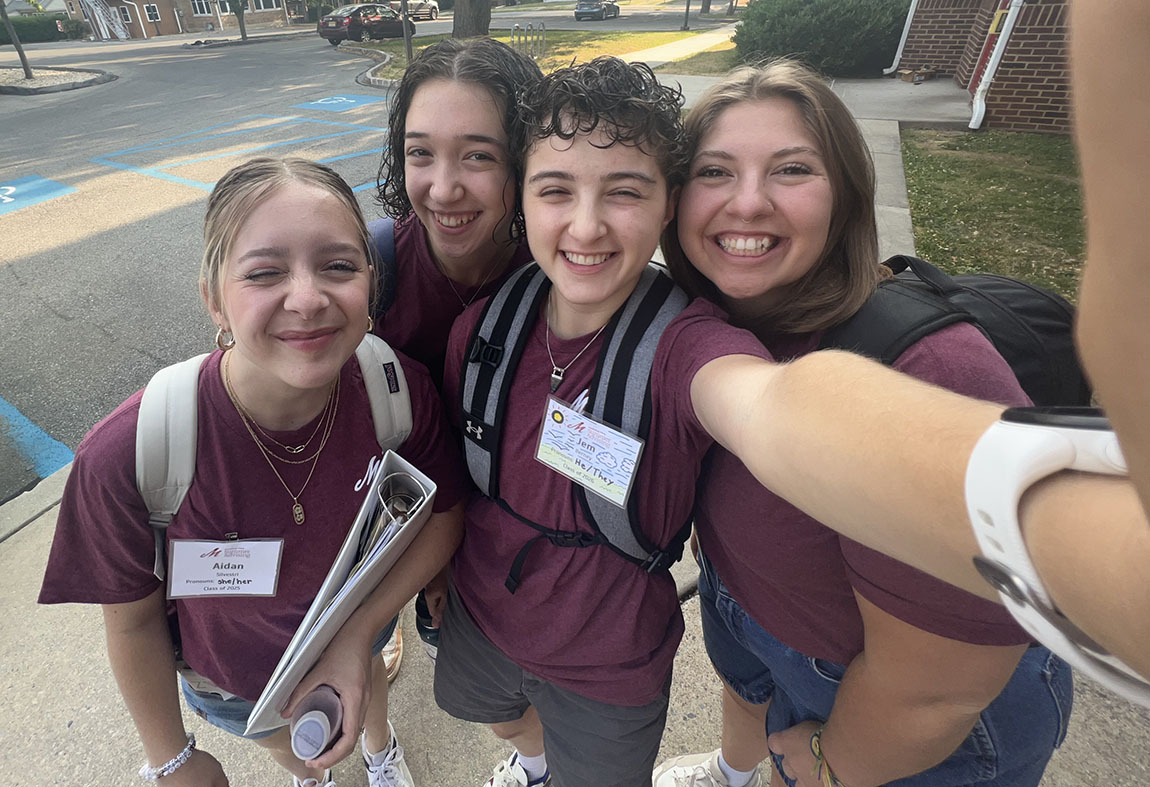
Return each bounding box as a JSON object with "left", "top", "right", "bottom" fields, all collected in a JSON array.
[{"left": 222, "top": 0, "right": 250, "bottom": 39}]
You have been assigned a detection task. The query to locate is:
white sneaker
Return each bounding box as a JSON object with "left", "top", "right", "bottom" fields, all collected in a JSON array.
[
  {"left": 362, "top": 722, "right": 414, "bottom": 787},
  {"left": 485, "top": 752, "right": 551, "bottom": 787},
  {"left": 652, "top": 750, "right": 762, "bottom": 787},
  {"left": 381, "top": 624, "right": 404, "bottom": 683},
  {"left": 293, "top": 770, "right": 334, "bottom": 787}
]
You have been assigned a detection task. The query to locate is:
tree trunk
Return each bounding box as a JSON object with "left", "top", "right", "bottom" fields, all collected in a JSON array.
[
  {"left": 725, "top": 0, "right": 736, "bottom": 14},
  {"left": 235, "top": 4, "right": 248, "bottom": 38},
  {"left": 699, "top": 0, "right": 711, "bottom": 14},
  {"left": 1, "top": 2, "right": 35, "bottom": 79},
  {"left": 451, "top": 0, "right": 489, "bottom": 38}
]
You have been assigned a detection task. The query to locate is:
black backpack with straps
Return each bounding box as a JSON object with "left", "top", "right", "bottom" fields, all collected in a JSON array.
[
  {"left": 819, "top": 255, "right": 1091, "bottom": 406},
  {"left": 461, "top": 263, "right": 692, "bottom": 593}
]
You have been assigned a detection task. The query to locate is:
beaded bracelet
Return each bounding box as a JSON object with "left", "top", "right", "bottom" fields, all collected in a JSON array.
[
  {"left": 809, "top": 726, "right": 845, "bottom": 787},
  {"left": 138, "top": 733, "right": 196, "bottom": 781}
]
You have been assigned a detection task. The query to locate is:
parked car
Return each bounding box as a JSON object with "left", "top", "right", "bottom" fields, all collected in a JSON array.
[
  {"left": 388, "top": 0, "right": 439, "bottom": 20},
  {"left": 317, "top": 4, "right": 415, "bottom": 45},
  {"left": 574, "top": 0, "right": 618, "bottom": 20}
]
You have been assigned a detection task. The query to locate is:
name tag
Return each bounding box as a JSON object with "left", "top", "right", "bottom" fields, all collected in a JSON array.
[
  {"left": 167, "top": 539, "right": 284, "bottom": 599},
  {"left": 535, "top": 395, "right": 644, "bottom": 508}
]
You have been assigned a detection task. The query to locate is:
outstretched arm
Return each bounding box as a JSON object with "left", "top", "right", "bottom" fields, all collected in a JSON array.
[
  {"left": 690, "top": 351, "right": 1150, "bottom": 680},
  {"left": 1072, "top": 0, "right": 1150, "bottom": 517},
  {"left": 103, "top": 589, "right": 229, "bottom": 786}
]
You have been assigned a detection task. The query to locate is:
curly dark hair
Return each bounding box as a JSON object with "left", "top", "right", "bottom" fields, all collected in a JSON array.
[
  {"left": 516, "top": 56, "right": 689, "bottom": 191},
  {"left": 375, "top": 38, "right": 543, "bottom": 243}
]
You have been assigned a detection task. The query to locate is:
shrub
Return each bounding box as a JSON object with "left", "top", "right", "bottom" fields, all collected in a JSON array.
[
  {"left": 61, "top": 18, "right": 87, "bottom": 39},
  {"left": 0, "top": 13, "right": 73, "bottom": 45},
  {"left": 734, "top": 0, "right": 910, "bottom": 77}
]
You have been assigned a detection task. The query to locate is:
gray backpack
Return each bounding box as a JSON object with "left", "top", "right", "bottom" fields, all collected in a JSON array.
[{"left": 135, "top": 334, "right": 413, "bottom": 580}]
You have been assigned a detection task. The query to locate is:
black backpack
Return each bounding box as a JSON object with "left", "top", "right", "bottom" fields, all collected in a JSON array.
[{"left": 819, "top": 255, "right": 1091, "bottom": 406}]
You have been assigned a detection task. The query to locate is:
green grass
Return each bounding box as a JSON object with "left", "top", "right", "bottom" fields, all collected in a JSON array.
[
  {"left": 901, "top": 129, "right": 1083, "bottom": 302},
  {"left": 654, "top": 39, "right": 737, "bottom": 74},
  {"left": 356, "top": 30, "right": 696, "bottom": 79}
]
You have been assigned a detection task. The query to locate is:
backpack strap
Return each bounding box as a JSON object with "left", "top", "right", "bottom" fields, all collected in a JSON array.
[
  {"left": 355, "top": 333, "right": 413, "bottom": 451},
  {"left": 461, "top": 263, "right": 550, "bottom": 499},
  {"left": 136, "top": 353, "right": 210, "bottom": 581},
  {"left": 575, "top": 265, "right": 690, "bottom": 571},
  {"left": 819, "top": 256, "right": 974, "bottom": 363},
  {"left": 461, "top": 263, "right": 691, "bottom": 591},
  {"left": 369, "top": 217, "right": 398, "bottom": 315}
]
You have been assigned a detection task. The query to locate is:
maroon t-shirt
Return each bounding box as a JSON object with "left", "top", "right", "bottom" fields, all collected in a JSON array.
[
  {"left": 372, "top": 214, "right": 533, "bottom": 389},
  {"left": 443, "top": 297, "right": 770, "bottom": 706},
  {"left": 695, "top": 323, "right": 1034, "bottom": 665},
  {"left": 39, "top": 350, "right": 467, "bottom": 701}
]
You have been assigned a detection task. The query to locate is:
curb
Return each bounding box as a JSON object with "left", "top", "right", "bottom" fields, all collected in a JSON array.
[
  {"left": 180, "top": 30, "right": 313, "bottom": 49},
  {"left": 0, "top": 463, "right": 69, "bottom": 543},
  {"left": 339, "top": 43, "right": 397, "bottom": 89},
  {"left": 0, "top": 66, "right": 116, "bottom": 95}
]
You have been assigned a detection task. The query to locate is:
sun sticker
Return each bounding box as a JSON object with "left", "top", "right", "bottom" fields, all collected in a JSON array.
[{"left": 551, "top": 410, "right": 564, "bottom": 424}]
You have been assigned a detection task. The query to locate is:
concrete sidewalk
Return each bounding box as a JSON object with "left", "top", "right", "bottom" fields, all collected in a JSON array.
[{"left": 3, "top": 33, "right": 1149, "bottom": 787}]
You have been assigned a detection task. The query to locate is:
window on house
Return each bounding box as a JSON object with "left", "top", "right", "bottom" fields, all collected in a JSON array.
[
  {"left": 66, "top": 0, "right": 76, "bottom": 13},
  {"left": 251, "top": 0, "right": 281, "bottom": 10},
  {"left": 118, "top": 5, "right": 132, "bottom": 22},
  {"left": 144, "top": 3, "right": 160, "bottom": 20},
  {"left": 191, "top": 0, "right": 211, "bottom": 14},
  {"left": 218, "top": 0, "right": 231, "bottom": 13}
]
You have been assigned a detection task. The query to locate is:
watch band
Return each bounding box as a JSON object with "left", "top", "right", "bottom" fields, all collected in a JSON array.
[{"left": 965, "top": 408, "right": 1150, "bottom": 706}]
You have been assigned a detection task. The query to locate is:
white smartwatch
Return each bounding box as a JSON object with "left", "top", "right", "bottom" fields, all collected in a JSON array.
[{"left": 966, "top": 406, "right": 1150, "bottom": 707}]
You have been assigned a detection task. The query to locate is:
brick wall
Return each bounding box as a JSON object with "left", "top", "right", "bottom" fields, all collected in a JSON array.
[
  {"left": 955, "top": 0, "right": 998, "bottom": 86},
  {"left": 900, "top": 0, "right": 986, "bottom": 76},
  {"left": 984, "top": 0, "right": 1070, "bottom": 133}
]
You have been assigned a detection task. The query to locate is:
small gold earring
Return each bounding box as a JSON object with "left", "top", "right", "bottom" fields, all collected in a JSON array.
[
  {"left": 367, "top": 315, "right": 375, "bottom": 334},
  {"left": 215, "top": 327, "right": 235, "bottom": 350}
]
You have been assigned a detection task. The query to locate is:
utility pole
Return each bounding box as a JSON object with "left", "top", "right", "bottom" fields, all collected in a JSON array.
[
  {"left": 400, "top": 0, "right": 412, "bottom": 62},
  {"left": 680, "top": 0, "right": 690, "bottom": 30}
]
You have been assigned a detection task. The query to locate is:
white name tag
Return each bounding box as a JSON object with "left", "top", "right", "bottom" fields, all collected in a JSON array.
[
  {"left": 167, "top": 539, "right": 284, "bottom": 599},
  {"left": 535, "top": 395, "right": 644, "bottom": 508}
]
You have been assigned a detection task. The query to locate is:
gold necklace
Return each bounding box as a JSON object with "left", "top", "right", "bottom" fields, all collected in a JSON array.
[
  {"left": 223, "top": 352, "right": 340, "bottom": 525},
  {"left": 440, "top": 248, "right": 509, "bottom": 311},
  {"left": 544, "top": 292, "right": 608, "bottom": 393},
  {"left": 228, "top": 373, "right": 337, "bottom": 464}
]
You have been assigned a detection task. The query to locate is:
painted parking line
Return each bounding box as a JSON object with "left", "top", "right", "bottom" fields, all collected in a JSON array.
[
  {"left": 0, "top": 176, "right": 77, "bottom": 217},
  {"left": 91, "top": 115, "right": 388, "bottom": 193},
  {"left": 0, "top": 396, "right": 73, "bottom": 478},
  {"left": 294, "top": 95, "right": 388, "bottom": 113}
]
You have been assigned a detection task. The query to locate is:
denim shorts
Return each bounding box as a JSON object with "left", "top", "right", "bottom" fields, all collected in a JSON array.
[
  {"left": 696, "top": 550, "right": 1073, "bottom": 787},
  {"left": 181, "top": 614, "right": 399, "bottom": 739}
]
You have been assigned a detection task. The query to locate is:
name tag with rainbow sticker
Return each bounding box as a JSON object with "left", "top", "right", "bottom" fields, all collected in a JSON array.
[{"left": 535, "top": 395, "right": 643, "bottom": 507}]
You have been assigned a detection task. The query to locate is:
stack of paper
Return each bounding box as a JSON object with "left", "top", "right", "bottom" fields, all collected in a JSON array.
[{"left": 244, "top": 450, "right": 437, "bottom": 736}]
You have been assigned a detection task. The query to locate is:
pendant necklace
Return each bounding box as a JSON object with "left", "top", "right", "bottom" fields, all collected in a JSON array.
[
  {"left": 223, "top": 352, "right": 340, "bottom": 525},
  {"left": 544, "top": 292, "right": 607, "bottom": 393}
]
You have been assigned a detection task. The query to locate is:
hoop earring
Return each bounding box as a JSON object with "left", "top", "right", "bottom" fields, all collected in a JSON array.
[
  {"left": 367, "top": 315, "right": 374, "bottom": 334},
  {"left": 215, "top": 327, "right": 235, "bottom": 350}
]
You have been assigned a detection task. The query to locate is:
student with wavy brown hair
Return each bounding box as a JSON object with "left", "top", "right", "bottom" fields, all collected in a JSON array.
[{"left": 654, "top": 61, "right": 1070, "bottom": 787}]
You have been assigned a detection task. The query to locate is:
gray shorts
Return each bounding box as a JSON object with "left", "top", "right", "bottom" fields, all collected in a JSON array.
[{"left": 433, "top": 585, "right": 670, "bottom": 787}]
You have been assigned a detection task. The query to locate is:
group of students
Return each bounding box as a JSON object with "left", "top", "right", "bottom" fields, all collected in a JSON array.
[{"left": 37, "top": 12, "right": 1150, "bottom": 787}]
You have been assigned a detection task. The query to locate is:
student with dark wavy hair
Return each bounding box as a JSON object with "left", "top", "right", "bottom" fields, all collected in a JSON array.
[
  {"left": 369, "top": 37, "right": 543, "bottom": 665},
  {"left": 433, "top": 57, "right": 793, "bottom": 787},
  {"left": 653, "top": 61, "right": 1069, "bottom": 787}
]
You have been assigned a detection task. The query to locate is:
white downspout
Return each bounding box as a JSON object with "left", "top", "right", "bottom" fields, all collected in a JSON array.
[
  {"left": 122, "top": 0, "right": 148, "bottom": 37},
  {"left": 969, "top": 0, "right": 1024, "bottom": 129},
  {"left": 214, "top": 0, "right": 223, "bottom": 29},
  {"left": 884, "top": 0, "right": 920, "bottom": 76}
]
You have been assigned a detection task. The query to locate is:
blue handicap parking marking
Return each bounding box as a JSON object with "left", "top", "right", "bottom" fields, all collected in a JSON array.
[
  {"left": 294, "top": 95, "right": 388, "bottom": 113},
  {"left": 0, "top": 175, "right": 77, "bottom": 217}
]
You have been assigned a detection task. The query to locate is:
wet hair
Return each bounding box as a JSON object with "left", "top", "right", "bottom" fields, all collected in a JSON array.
[
  {"left": 516, "top": 56, "right": 690, "bottom": 192},
  {"left": 375, "top": 37, "right": 543, "bottom": 241},
  {"left": 662, "top": 59, "right": 886, "bottom": 335},
  {"left": 202, "top": 157, "right": 375, "bottom": 312}
]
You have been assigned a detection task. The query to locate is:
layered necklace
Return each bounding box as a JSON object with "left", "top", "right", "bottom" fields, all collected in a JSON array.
[
  {"left": 544, "top": 292, "right": 608, "bottom": 394},
  {"left": 223, "top": 351, "right": 341, "bottom": 525}
]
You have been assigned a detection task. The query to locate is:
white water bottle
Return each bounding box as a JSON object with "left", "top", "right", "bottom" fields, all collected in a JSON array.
[{"left": 290, "top": 685, "right": 343, "bottom": 761}]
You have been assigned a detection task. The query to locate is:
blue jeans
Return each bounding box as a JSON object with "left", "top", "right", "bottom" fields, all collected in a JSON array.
[
  {"left": 181, "top": 615, "right": 399, "bottom": 739},
  {"left": 696, "top": 550, "right": 1072, "bottom": 787}
]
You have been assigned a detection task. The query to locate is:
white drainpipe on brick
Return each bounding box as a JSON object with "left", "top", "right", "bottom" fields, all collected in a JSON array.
[
  {"left": 122, "top": 0, "right": 148, "bottom": 36},
  {"left": 884, "top": 0, "right": 920, "bottom": 76},
  {"left": 970, "top": 0, "right": 1025, "bottom": 129}
]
